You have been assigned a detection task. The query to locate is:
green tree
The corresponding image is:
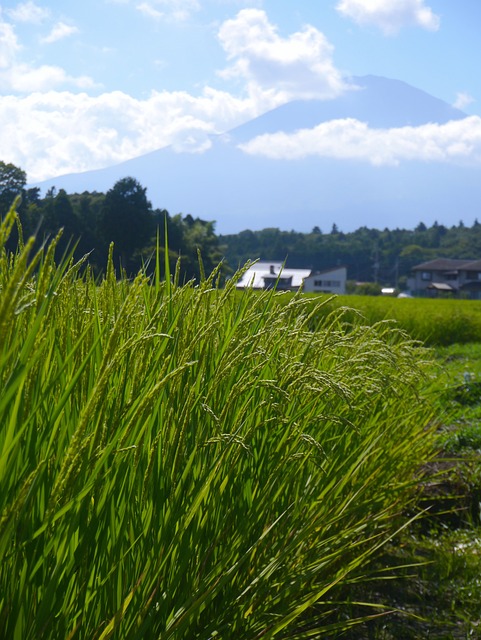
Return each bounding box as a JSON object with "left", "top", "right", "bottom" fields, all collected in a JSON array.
[
  {"left": 0, "top": 161, "right": 27, "bottom": 215},
  {"left": 353, "top": 282, "right": 383, "bottom": 296},
  {"left": 181, "top": 216, "right": 224, "bottom": 281},
  {"left": 41, "top": 189, "right": 79, "bottom": 235},
  {"left": 44, "top": 189, "right": 83, "bottom": 256},
  {"left": 99, "top": 177, "right": 154, "bottom": 269}
]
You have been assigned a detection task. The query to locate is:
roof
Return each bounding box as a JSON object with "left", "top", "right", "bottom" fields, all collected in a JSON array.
[
  {"left": 236, "top": 262, "right": 312, "bottom": 289},
  {"left": 461, "top": 259, "right": 481, "bottom": 271},
  {"left": 304, "top": 266, "right": 347, "bottom": 279},
  {"left": 412, "top": 258, "right": 481, "bottom": 273},
  {"left": 427, "top": 282, "right": 455, "bottom": 291},
  {"left": 412, "top": 258, "right": 473, "bottom": 271}
]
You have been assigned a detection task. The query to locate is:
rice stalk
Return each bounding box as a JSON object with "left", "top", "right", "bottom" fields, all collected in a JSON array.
[{"left": 0, "top": 208, "right": 438, "bottom": 639}]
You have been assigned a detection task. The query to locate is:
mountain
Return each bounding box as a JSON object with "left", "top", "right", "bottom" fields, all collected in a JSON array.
[
  {"left": 227, "top": 75, "right": 467, "bottom": 140},
  {"left": 33, "top": 75, "right": 481, "bottom": 234}
]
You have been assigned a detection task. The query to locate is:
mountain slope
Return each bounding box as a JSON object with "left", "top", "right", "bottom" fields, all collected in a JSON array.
[
  {"left": 227, "top": 75, "right": 467, "bottom": 142},
  {"left": 33, "top": 75, "right": 480, "bottom": 234}
]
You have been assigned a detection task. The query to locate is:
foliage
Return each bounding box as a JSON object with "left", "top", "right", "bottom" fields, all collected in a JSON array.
[
  {"left": 349, "top": 282, "right": 383, "bottom": 296},
  {"left": 39, "top": 188, "right": 82, "bottom": 256},
  {"left": 0, "top": 207, "right": 437, "bottom": 639},
  {"left": 5, "top": 159, "right": 481, "bottom": 288},
  {"left": 0, "top": 161, "right": 224, "bottom": 280},
  {"left": 143, "top": 212, "right": 227, "bottom": 283},
  {"left": 219, "top": 220, "right": 481, "bottom": 289},
  {"left": 433, "top": 343, "right": 481, "bottom": 457},
  {"left": 340, "top": 530, "right": 481, "bottom": 639},
  {"left": 99, "top": 177, "right": 155, "bottom": 267},
  {"left": 0, "top": 161, "right": 27, "bottom": 215}
]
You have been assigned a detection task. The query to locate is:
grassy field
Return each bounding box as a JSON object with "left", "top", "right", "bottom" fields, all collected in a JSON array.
[
  {"left": 1, "top": 207, "right": 480, "bottom": 638},
  {"left": 296, "top": 293, "right": 481, "bottom": 346}
]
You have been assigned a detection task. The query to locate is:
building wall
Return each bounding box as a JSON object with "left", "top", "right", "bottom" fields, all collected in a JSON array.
[
  {"left": 409, "top": 269, "right": 456, "bottom": 288},
  {"left": 407, "top": 268, "right": 481, "bottom": 298},
  {"left": 303, "top": 267, "right": 347, "bottom": 295}
]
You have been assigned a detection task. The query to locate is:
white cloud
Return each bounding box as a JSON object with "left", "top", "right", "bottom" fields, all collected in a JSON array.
[
  {"left": 336, "top": 0, "right": 440, "bottom": 35},
  {"left": 0, "top": 63, "right": 96, "bottom": 92},
  {"left": 131, "top": 0, "right": 200, "bottom": 21},
  {"left": 0, "top": 10, "right": 354, "bottom": 182},
  {"left": 238, "top": 117, "right": 481, "bottom": 166},
  {"left": 454, "top": 92, "right": 475, "bottom": 111},
  {"left": 218, "top": 9, "right": 349, "bottom": 101},
  {"left": 41, "top": 21, "right": 79, "bottom": 44},
  {"left": 0, "top": 16, "right": 92, "bottom": 92},
  {"left": 136, "top": 2, "right": 164, "bottom": 19},
  {"left": 6, "top": 1, "right": 50, "bottom": 23},
  {"left": 0, "top": 87, "right": 264, "bottom": 182}
]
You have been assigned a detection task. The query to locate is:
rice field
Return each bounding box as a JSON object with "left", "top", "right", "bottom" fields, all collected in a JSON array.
[
  {"left": 300, "top": 294, "right": 481, "bottom": 346},
  {"left": 1, "top": 207, "right": 439, "bottom": 639}
]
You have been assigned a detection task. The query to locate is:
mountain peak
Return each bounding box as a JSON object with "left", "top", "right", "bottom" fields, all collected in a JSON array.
[{"left": 227, "top": 75, "right": 466, "bottom": 142}]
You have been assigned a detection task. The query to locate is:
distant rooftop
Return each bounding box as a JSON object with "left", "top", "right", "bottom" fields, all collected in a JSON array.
[
  {"left": 412, "top": 258, "right": 481, "bottom": 272},
  {"left": 236, "top": 262, "right": 311, "bottom": 289}
]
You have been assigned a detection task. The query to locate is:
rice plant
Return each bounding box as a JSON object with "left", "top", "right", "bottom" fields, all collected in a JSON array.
[{"left": 0, "top": 205, "right": 437, "bottom": 639}]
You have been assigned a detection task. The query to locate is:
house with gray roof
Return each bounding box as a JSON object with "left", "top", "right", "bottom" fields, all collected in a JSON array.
[
  {"left": 303, "top": 267, "right": 347, "bottom": 295},
  {"left": 408, "top": 258, "right": 481, "bottom": 298}
]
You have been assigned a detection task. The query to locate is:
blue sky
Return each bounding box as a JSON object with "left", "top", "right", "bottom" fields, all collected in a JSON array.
[{"left": 1, "top": 0, "right": 481, "bottom": 182}]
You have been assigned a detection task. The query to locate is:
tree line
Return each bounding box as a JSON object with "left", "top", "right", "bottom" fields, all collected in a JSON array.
[
  {"left": 2, "top": 160, "right": 481, "bottom": 291},
  {"left": 0, "top": 161, "right": 223, "bottom": 282},
  {"left": 219, "top": 220, "right": 481, "bottom": 292}
]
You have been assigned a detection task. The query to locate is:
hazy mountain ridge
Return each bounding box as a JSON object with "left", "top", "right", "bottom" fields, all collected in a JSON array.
[
  {"left": 33, "top": 75, "right": 480, "bottom": 234},
  {"left": 226, "top": 75, "right": 467, "bottom": 142}
]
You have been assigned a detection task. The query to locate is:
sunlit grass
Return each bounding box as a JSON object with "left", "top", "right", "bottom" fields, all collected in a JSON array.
[
  {"left": 0, "top": 206, "right": 438, "bottom": 639},
  {"left": 295, "top": 294, "right": 481, "bottom": 346}
]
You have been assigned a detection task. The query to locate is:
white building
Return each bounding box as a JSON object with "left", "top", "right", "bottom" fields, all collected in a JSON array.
[
  {"left": 303, "top": 267, "right": 347, "bottom": 295},
  {"left": 235, "top": 262, "right": 347, "bottom": 294}
]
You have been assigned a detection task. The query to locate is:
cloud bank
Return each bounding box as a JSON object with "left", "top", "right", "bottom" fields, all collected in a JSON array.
[
  {"left": 239, "top": 116, "right": 481, "bottom": 166},
  {"left": 1, "top": 9, "right": 350, "bottom": 181},
  {"left": 0, "top": 88, "right": 260, "bottom": 181}
]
